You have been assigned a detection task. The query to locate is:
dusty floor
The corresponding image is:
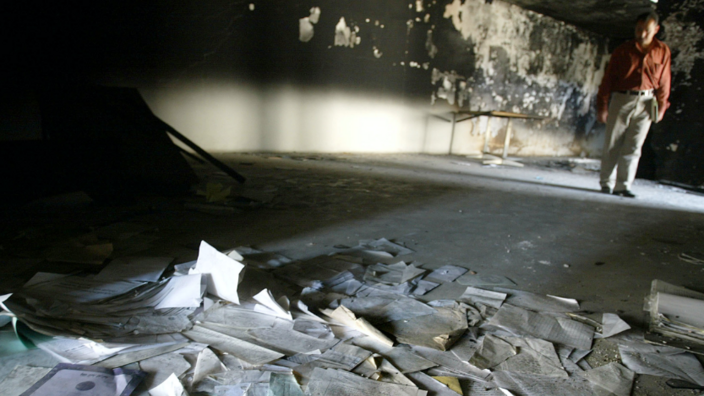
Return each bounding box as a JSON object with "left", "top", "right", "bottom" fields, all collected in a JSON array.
[{"left": 2, "top": 153, "right": 704, "bottom": 395}]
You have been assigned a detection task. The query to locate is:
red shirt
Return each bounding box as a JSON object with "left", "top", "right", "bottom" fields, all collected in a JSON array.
[{"left": 597, "top": 38, "right": 671, "bottom": 116}]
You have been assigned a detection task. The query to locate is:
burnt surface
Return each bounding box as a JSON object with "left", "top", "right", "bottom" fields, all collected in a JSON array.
[
  {"left": 643, "top": 1, "right": 704, "bottom": 186},
  {"left": 501, "top": 0, "right": 655, "bottom": 40}
]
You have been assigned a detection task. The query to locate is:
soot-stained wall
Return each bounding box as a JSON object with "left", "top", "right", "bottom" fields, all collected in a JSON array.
[
  {"left": 652, "top": 0, "right": 704, "bottom": 186},
  {"left": 3, "top": 0, "right": 609, "bottom": 156},
  {"left": 426, "top": 0, "right": 609, "bottom": 156}
]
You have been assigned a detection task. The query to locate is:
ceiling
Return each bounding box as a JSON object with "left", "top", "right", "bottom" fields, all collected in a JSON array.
[{"left": 502, "top": 0, "right": 657, "bottom": 40}]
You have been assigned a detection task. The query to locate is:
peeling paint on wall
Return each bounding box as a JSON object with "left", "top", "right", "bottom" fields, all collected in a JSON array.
[
  {"left": 299, "top": 7, "right": 321, "bottom": 43},
  {"left": 334, "top": 17, "right": 361, "bottom": 48}
]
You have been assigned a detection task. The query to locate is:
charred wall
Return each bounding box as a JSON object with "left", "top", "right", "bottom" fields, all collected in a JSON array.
[
  {"left": 3, "top": 0, "right": 610, "bottom": 156},
  {"left": 651, "top": 0, "right": 704, "bottom": 186}
]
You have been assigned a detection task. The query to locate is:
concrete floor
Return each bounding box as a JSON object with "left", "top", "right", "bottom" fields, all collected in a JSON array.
[{"left": 2, "top": 153, "right": 704, "bottom": 395}]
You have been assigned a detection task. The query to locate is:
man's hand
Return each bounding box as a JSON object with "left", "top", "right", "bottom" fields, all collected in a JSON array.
[
  {"left": 597, "top": 109, "right": 608, "bottom": 124},
  {"left": 657, "top": 108, "right": 666, "bottom": 123}
]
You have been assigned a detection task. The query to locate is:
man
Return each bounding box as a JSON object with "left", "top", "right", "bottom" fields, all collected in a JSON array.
[{"left": 596, "top": 11, "right": 671, "bottom": 198}]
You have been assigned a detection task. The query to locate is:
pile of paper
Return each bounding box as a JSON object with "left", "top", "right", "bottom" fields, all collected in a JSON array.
[{"left": 2, "top": 238, "right": 704, "bottom": 396}]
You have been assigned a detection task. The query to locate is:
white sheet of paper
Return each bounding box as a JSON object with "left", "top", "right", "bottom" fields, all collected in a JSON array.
[
  {"left": 190, "top": 240, "right": 245, "bottom": 304},
  {"left": 253, "top": 289, "right": 293, "bottom": 320},
  {"left": 460, "top": 287, "right": 507, "bottom": 308},
  {"left": 149, "top": 373, "right": 188, "bottom": 396},
  {"left": 155, "top": 274, "right": 203, "bottom": 309},
  {"left": 95, "top": 256, "right": 173, "bottom": 282},
  {"left": 596, "top": 313, "right": 631, "bottom": 338},
  {"left": 322, "top": 305, "right": 394, "bottom": 347}
]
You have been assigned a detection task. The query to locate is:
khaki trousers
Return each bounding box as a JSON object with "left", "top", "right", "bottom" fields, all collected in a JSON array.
[{"left": 600, "top": 91, "right": 653, "bottom": 192}]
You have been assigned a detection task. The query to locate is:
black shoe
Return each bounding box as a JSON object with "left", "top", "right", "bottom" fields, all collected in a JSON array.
[
  {"left": 613, "top": 190, "right": 636, "bottom": 198},
  {"left": 600, "top": 186, "right": 611, "bottom": 194}
]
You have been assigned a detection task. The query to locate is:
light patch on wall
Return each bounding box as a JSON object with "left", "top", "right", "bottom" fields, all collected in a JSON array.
[{"left": 140, "top": 81, "right": 443, "bottom": 153}]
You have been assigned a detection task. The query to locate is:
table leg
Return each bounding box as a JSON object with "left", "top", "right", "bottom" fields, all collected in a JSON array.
[
  {"left": 502, "top": 119, "right": 513, "bottom": 159},
  {"left": 483, "top": 117, "right": 492, "bottom": 153}
]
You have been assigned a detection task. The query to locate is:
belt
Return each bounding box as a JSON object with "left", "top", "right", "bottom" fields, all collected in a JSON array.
[{"left": 617, "top": 90, "right": 653, "bottom": 96}]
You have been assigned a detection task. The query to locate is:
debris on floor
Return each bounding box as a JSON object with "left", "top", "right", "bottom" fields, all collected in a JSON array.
[
  {"left": 1, "top": 238, "right": 704, "bottom": 396},
  {"left": 643, "top": 279, "right": 704, "bottom": 354}
]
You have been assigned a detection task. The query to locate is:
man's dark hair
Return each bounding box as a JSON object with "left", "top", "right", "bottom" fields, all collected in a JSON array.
[{"left": 636, "top": 11, "right": 659, "bottom": 26}]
